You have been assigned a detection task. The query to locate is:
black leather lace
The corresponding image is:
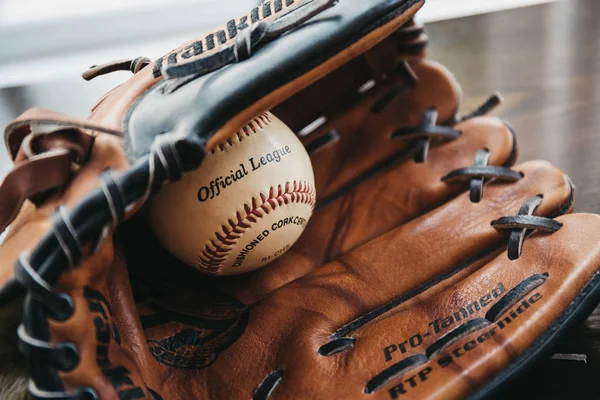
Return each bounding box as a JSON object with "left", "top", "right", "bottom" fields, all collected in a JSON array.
[
  {"left": 492, "top": 195, "right": 563, "bottom": 260},
  {"left": 442, "top": 149, "right": 523, "bottom": 203},
  {"left": 0, "top": 135, "right": 205, "bottom": 399},
  {"left": 393, "top": 107, "right": 462, "bottom": 163}
]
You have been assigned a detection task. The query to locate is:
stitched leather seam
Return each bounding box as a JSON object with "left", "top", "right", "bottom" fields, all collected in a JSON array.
[
  {"left": 209, "top": 112, "right": 272, "bottom": 154},
  {"left": 197, "top": 180, "right": 315, "bottom": 272}
]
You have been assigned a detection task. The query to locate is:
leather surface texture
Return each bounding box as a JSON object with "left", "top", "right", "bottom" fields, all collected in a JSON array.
[{"left": 1, "top": 2, "right": 600, "bottom": 400}]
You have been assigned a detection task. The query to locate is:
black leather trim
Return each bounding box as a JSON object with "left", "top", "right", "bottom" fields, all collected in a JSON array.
[
  {"left": 485, "top": 273, "right": 549, "bottom": 323},
  {"left": 124, "top": 0, "right": 421, "bottom": 162},
  {"left": 318, "top": 337, "right": 356, "bottom": 356},
  {"left": 491, "top": 196, "right": 563, "bottom": 260},
  {"left": 254, "top": 369, "right": 284, "bottom": 400},
  {"left": 364, "top": 354, "right": 428, "bottom": 394},
  {"left": 100, "top": 171, "right": 126, "bottom": 225},
  {"left": 425, "top": 318, "right": 490, "bottom": 359}
]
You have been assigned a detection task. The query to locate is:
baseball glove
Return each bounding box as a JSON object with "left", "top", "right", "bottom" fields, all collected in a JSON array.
[{"left": 1, "top": 1, "right": 600, "bottom": 399}]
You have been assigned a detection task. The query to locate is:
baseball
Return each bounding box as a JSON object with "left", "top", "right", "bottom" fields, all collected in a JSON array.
[{"left": 147, "top": 111, "right": 315, "bottom": 275}]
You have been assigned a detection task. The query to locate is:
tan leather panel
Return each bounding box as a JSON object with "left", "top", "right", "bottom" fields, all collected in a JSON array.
[
  {"left": 302, "top": 116, "right": 512, "bottom": 263},
  {"left": 201, "top": 162, "right": 571, "bottom": 400},
  {"left": 214, "top": 116, "right": 516, "bottom": 304},
  {"left": 275, "top": 59, "right": 461, "bottom": 199},
  {"left": 357, "top": 213, "right": 600, "bottom": 399},
  {"left": 88, "top": 67, "right": 159, "bottom": 131}
]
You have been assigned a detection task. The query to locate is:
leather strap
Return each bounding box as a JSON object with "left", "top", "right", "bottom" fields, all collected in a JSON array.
[
  {"left": 15, "top": 129, "right": 95, "bottom": 164},
  {"left": 0, "top": 109, "right": 119, "bottom": 234},
  {"left": 0, "top": 150, "right": 72, "bottom": 233},
  {"left": 82, "top": 57, "right": 150, "bottom": 81},
  {"left": 4, "top": 108, "right": 121, "bottom": 160}
]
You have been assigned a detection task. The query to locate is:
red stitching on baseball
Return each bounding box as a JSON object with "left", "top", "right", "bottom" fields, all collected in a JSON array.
[
  {"left": 197, "top": 180, "right": 315, "bottom": 273},
  {"left": 212, "top": 112, "right": 273, "bottom": 154}
]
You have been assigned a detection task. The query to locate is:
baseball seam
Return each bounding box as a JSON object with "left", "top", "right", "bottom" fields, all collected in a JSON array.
[
  {"left": 209, "top": 112, "right": 273, "bottom": 154},
  {"left": 197, "top": 180, "right": 316, "bottom": 273}
]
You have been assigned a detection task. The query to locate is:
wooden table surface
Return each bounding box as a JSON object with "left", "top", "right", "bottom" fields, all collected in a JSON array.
[{"left": 428, "top": 1, "right": 600, "bottom": 397}]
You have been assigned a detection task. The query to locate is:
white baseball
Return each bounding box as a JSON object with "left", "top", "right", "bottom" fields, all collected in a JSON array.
[{"left": 147, "top": 112, "right": 315, "bottom": 275}]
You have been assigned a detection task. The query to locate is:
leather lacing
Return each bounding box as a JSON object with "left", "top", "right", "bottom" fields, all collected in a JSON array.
[
  {"left": 392, "top": 19, "right": 429, "bottom": 57},
  {"left": 391, "top": 93, "right": 503, "bottom": 164},
  {"left": 82, "top": 7, "right": 426, "bottom": 85},
  {"left": 442, "top": 148, "right": 523, "bottom": 203},
  {"left": 362, "top": 273, "right": 549, "bottom": 394},
  {"left": 0, "top": 132, "right": 205, "bottom": 399},
  {"left": 254, "top": 99, "right": 560, "bottom": 398},
  {"left": 458, "top": 92, "right": 503, "bottom": 122},
  {"left": 314, "top": 195, "right": 562, "bottom": 345},
  {"left": 0, "top": 110, "right": 124, "bottom": 234},
  {"left": 159, "top": 0, "right": 338, "bottom": 80},
  {"left": 252, "top": 85, "right": 543, "bottom": 399},
  {"left": 255, "top": 269, "right": 555, "bottom": 398},
  {"left": 308, "top": 195, "right": 562, "bottom": 397},
  {"left": 492, "top": 195, "right": 563, "bottom": 260},
  {"left": 254, "top": 370, "right": 284, "bottom": 400},
  {"left": 82, "top": 57, "right": 151, "bottom": 81},
  {"left": 393, "top": 107, "right": 462, "bottom": 163}
]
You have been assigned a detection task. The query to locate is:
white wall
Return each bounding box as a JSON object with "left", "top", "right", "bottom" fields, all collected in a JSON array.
[
  {"left": 0, "top": 0, "right": 557, "bottom": 89},
  {"left": 418, "top": 0, "right": 557, "bottom": 22}
]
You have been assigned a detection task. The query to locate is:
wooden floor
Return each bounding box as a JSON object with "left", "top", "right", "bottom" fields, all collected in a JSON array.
[{"left": 428, "top": 0, "right": 600, "bottom": 397}]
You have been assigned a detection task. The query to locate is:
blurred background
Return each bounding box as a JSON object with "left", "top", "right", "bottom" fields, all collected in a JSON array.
[{"left": 0, "top": 0, "right": 554, "bottom": 175}]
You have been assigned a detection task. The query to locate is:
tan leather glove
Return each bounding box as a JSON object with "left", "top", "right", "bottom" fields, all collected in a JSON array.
[{"left": 1, "top": 1, "right": 599, "bottom": 400}]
